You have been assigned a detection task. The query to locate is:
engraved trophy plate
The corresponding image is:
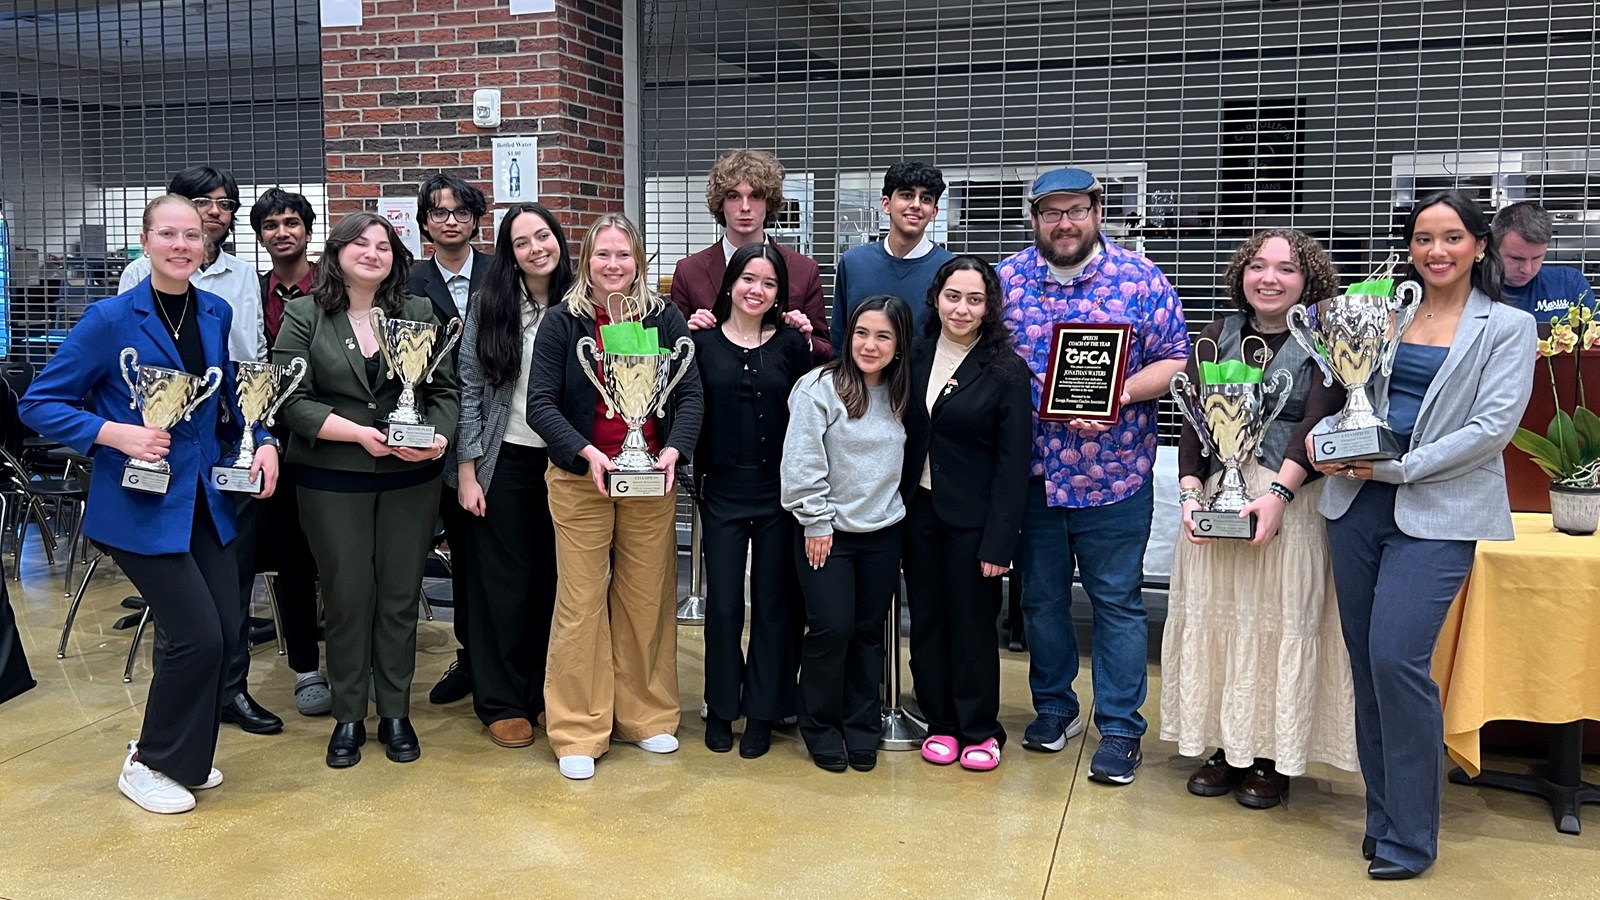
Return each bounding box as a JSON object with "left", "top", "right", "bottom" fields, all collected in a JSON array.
[
  {"left": 1288, "top": 280, "right": 1420, "bottom": 464},
  {"left": 577, "top": 333, "right": 696, "bottom": 499},
  {"left": 1170, "top": 347, "right": 1293, "bottom": 542},
  {"left": 369, "top": 308, "right": 463, "bottom": 448},
  {"left": 119, "top": 347, "right": 223, "bottom": 495},
  {"left": 211, "top": 357, "right": 307, "bottom": 494}
]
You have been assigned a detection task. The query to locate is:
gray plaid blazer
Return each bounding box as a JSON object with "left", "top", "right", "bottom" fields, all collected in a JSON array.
[{"left": 443, "top": 300, "right": 545, "bottom": 490}]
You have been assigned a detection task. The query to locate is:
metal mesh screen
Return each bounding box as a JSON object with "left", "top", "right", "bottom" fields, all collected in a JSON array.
[
  {"left": 0, "top": 0, "right": 325, "bottom": 367},
  {"left": 641, "top": 0, "right": 1600, "bottom": 440}
]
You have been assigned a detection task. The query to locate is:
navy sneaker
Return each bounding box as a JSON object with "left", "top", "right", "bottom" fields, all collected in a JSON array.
[
  {"left": 1088, "top": 735, "right": 1143, "bottom": 784},
  {"left": 1021, "top": 712, "right": 1085, "bottom": 752}
]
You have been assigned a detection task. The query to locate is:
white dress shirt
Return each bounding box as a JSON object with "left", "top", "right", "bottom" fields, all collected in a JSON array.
[
  {"left": 119, "top": 250, "right": 267, "bottom": 362},
  {"left": 436, "top": 254, "right": 474, "bottom": 319}
]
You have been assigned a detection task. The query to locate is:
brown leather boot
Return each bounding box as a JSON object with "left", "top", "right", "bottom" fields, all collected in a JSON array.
[
  {"left": 488, "top": 717, "right": 536, "bottom": 748},
  {"left": 1187, "top": 748, "right": 1247, "bottom": 797},
  {"left": 1237, "top": 759, "right": 1291, "bottom": 808}
]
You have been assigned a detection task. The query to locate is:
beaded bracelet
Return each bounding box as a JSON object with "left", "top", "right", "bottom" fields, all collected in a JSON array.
[
  {"left": 1268, "top": 482, "right": 1295, "bottom": 503},
  {"left": 1178, "top": 487, "right": 1205, "bottom": 505}
]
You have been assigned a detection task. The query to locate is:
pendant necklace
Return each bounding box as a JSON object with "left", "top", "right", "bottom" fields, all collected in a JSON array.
[{"left": 156, "top": 291, "right": 190, "bottom": 339}]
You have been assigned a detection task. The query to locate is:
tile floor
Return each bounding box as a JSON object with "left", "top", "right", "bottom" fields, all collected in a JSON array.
[{"left": 1, "top": 542, "right": 1596, "bottom": 899}]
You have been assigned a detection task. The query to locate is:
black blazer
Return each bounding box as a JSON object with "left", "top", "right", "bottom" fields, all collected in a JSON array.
[
  {"left": 526, "top": 301, "right": 704, "bottom": 475},
  {"left": 408, "top": 249, "right": 492, "bottom": 341},
  {"left": 901, "top": 335, "right": 1033, "bottom": 565}
]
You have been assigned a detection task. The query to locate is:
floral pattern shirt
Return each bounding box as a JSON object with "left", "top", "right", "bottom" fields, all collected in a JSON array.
[{"left": 999, "top": 240, "right": 1190, "bottom": 509}]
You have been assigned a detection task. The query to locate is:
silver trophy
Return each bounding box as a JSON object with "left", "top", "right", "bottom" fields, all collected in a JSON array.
[
  {"left": 118, "top": 347, "right": 223, "bottom": 495},
  {"left": 369, "top": 308, "right": 463, "bottom": 448},
  {"left": 1287, "top": 280, "right": 1421, "bottom": 463},
  {"left": 210, "top": 358, "right": 307, "bottom": 493},
  {"left": 577, "top": 334, "right": 696, "bottom": 497},
  {"left": 1170, "top": 345, "right": 1293, "bottom": 540}
]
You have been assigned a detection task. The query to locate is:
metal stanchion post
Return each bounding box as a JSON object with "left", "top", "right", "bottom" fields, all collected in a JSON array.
[
  {"left": 879, "top": 574, "right": 927, "bottom": 749},
  {"left": 676, "top": 498, "right": 707, "bottom": 625}
]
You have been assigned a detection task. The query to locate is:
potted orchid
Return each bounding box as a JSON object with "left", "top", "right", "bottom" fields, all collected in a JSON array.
[{"left": 1511, "top": 296, "right": 1600, "bottom": 534}]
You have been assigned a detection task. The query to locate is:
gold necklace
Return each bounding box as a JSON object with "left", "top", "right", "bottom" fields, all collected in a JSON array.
[
  {"left": 347, "top": 308, "right": 373, "bottom": 326},
  {"left": 155, "top": 289, "right": 190, "bottom": 339}
]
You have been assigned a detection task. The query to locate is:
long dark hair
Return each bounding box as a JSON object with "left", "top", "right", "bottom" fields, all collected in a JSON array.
[
  {"left": 477, "top": 204, "right": 573, "bottom": 387},
  {"left": 1402, "top": 189, "right": 1505, "bottom": 302},
  {"left": 311, "top": 212, "right": 414, "bottom": 315},
  {"left": 711, "top": 242, "right": 788, "bottom": 328},
  {"left": 823, "top": 294, "right": 912, "bottom": 419},
  {"left": 922, "top": 255, "right": 1019, "bottom": 375}
]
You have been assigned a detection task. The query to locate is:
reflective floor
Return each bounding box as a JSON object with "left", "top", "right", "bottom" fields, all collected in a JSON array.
[{"left": 1, "top": 539, "right": 1596, "bottom": 899}]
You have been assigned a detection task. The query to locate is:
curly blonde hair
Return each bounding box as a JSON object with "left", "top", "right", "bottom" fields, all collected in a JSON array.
[
  {"left": 1223, "top": 228, "right": 1341, "bottom": 312},
  {"left": 704, "top": 149, "right": 787, "bottom": 228},
  {"left": 563, "top": 213, "right": 665, "bottom": 321}
]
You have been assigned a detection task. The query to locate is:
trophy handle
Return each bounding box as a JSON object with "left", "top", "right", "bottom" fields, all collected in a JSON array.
[
  {"left": 1286, "top": 303, "right": 1337, "bottom": 388},
  {"left": 420, "top": 317, "right": 464, "bottom": 384},
  {"left": 262, "top": 356, "right": 309, "bottom": 427},
  {"left": 1168, "top": 371, "right": 1214, "bottom": 458},
  {"left": 1261, "top": 368, "right": 1294, "bottom": 430},
  {"left": 119, "top": 347, "right": 140, "bottom": 410},
  {"left": 652, "top": 336, "right": 697, "bottom": 417},
  {"left": 1380, "top": 280, "right": 1423, "bottom": 377},
  {"left": 369, "top": 308, "right": 399, "bottom": 381},
  {"left": 576, "top": 336, "right": 620, "bottom": 420},
  {"left": 182, "top": 367, "right": 224, "bottom": 422}
]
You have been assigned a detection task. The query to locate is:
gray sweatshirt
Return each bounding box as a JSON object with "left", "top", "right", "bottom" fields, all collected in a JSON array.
[{"left": 781, "top": 370, "right": 907, "bottom": 537}]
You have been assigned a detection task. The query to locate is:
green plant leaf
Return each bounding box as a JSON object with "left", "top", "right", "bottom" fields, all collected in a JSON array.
[
  {"left": 1549, "top": 411, "right": 1580, "bottom": 471},
  {"left": 1513, "top": 427, "right": 1568, "bottom": 478},
  {"left": 1574, "top": 406, "right": 1600, "bottom": 460}
]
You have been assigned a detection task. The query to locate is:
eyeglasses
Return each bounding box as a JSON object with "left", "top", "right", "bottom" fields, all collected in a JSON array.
[
  {"left": 149, "top": 227, "right": 204, "bottom": 245},
  {"left": 191, "top": 197, "right": 241, "bottom": 212},
  {"left": 427, "top": 207, "right": 477, "bottom": 224},
  {"left": 1035, "top": 206, "right": 1094, "bottom": 224}
]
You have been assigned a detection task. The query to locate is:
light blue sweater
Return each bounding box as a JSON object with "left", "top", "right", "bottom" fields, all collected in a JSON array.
[{"left": 832, "top": 241, "right": 954, "bottom": 340}]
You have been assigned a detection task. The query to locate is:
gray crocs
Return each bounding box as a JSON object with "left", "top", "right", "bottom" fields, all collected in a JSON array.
[{"left": 294, "top": 674, "right": 333, "bottom": 716}]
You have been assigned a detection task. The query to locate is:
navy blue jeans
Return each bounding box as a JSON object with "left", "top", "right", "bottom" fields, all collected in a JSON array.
[
  {"left": 1015, "top": 478, "right": 1152, "bottom": 739},
  {"left": 1326, "top": 480, "right": 1475, "bottom": 874}
]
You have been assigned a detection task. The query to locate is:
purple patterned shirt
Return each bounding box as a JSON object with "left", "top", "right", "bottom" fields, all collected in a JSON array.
[{"left": 999, "top": 240, "right": 1189, "bottom": 509}]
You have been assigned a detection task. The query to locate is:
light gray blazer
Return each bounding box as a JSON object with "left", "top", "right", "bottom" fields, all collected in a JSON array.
[
  {"left": 1317, "top": 289, "right": 1537, "bottom": 541},
  {"left": 444, "top": 300, "right": 543, "bottom": 491}
]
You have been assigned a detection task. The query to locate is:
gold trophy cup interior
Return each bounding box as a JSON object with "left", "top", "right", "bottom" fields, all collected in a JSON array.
[
  {"left": 369, "top": 308, "right": 463, "bottom": 448},
  {"left": 1287, "top": 276, "right": 1421, "bottom": 463},
  {"left": 1169, "top": 336, "right": 1293, "bottom": 540},
  {"left": 118, "top": 347, "right": 223, "bottom": 495},
  {"left": 577, "top": 333, "right": 696, "bottom": 498},
  {"left": 210, "top": 357, "right": 308, "bottom": 493}
]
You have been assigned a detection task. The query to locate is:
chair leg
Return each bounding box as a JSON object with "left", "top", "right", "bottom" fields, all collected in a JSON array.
[
  {"left": 57, "top": 553, "right": 104, "bottom": 659},
  {"left": 124, "top": 605, "right": 152, "bottom": 684},
  {"left": 63, "top": 515, "right": 82, "bottom": 597},
  {"left": 262, "top": 572, "right": 287, "bottom": 656},
  {"left": 418, "top": 587, "right": 434, "bottom": 621},
  {"left": 28, "top": 498, "right": 57, "bottom": 563}
]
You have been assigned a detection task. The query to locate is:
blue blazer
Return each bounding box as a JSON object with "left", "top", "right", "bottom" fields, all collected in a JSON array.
[{"left": 19, "top": 279, "right": 264, "bottom": 555}]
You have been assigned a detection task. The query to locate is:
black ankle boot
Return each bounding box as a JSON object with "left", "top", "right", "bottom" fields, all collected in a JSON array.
[
  {"left": 740, "top": 719, "right": 773, "bottom": 759},
  {"left": 704, "top": 715, "right": 733, "bottom": 753}
]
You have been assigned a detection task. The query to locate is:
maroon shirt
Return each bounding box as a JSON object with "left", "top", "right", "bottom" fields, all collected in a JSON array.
[{"left": 263, "top": 263, "right": 316, "bottom": 347}]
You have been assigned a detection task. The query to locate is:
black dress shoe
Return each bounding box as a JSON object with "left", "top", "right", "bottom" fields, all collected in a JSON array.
[
  {"left": 847, "top": 749, "right": 877, "bottom": 772},
  {"left": 739, "top": 719, "right": 773, "bottom": 759},
  {"left": 1368, "top": 858, "right": 1419, "bottom": 880},
  {"left": 704, "top": 715, "right": 733, "bottom": 753},
  {"left": 326, "top": 721, "right": 366, "bottom": 768},
  {"left": 221, "top": 692, "right": 284, "bottom": 735},
  {"left": 428, "top": 660, "right": 472, "bottom": 704},
  {"left": 1362, "top": 835, "right": 1378, "bottom": 861},
  {"left": 378, "top": 716, "right": 421, "bottom": 763},
  {"left": 812, "top": 752, "right": 848, "bottom": 772}
]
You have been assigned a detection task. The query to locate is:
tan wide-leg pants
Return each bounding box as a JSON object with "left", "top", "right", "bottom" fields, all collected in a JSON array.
[{"left": 544, "top": 464, "right": 680, "bottom": 759}]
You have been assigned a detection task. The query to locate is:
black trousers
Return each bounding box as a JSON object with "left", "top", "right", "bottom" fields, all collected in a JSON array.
[
  {"left": 795, "top": 524, "right": 902, "bottom": 755},
  {"left": 224, "top": 496, "right": 260, "bottom": 701},
  {"left": 256, "top": 463, "right": 321, "bottom": 674},
  {"left": 466, "top": 443, "right": 558, "bottom": 725},
  {"left": 698, "top": 466, "right": 801, "bottom": 723},
  {"left": 903, "top": 489, "right": 1006, "bottom": 747},
  {"left": 440, "top": 480, "right": 473, "bottom": 666},
  {"left": 110, "top": 502, "right": 240, "bottom": 786}
]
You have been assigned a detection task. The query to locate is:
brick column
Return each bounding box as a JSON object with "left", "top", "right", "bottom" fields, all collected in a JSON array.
[{"left": 320, "top": 0, "right": 625, "bottom": 239}]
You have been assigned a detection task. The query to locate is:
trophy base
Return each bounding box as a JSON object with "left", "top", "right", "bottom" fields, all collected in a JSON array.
[
  {"left": 381, "top": 420, "right": 436, "bottom": 449},
  {"left": 1192, "top": 509, "right": 1256, "bottom": 540},
  {"left": 211, "top": 465, "right": 263, "bottom": 494},
  {"left": 121, "top": 463, "right": 170, "bottom": 495},
  {"left": 607, "top": 469, "right": 667, "bottom": 498},
  {"left": 1313, "top": 425, "right": 1406, "bottom": 464}
]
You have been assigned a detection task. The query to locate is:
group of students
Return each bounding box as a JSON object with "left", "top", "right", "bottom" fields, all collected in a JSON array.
[{"left": 18, "top": 151, "right": 1549, "bottom": 881}]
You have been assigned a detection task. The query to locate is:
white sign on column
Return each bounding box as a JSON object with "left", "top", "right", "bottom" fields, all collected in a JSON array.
[
  {"left": 321, "top": 0, "right": 362, "bottom": 27},
  {"left": 492, "top": 137, "right": 539, "bottom": 204},
  {"left": 376, "top": 196, "right": 423, "bottom": 258}
]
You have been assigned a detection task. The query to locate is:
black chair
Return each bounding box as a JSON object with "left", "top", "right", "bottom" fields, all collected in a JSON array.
[
  {"left": 0, "top": 444, "right": 84, "bottom": 585},
  {"left": 1, "top": 362, "right": 34, "bottom": 399},
  {"left": 57, "top": 536, "right": 153, "bottom": 683}
]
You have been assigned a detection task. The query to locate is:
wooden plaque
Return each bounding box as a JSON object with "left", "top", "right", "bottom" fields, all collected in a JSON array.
[{"left": 1038, "top": 322, "right": 1133, "bottom": 423}]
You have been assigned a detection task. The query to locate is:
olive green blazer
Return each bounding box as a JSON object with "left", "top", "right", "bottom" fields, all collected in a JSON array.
[{"left": 274, "top": 293, "right": 460, "bottom": 473}]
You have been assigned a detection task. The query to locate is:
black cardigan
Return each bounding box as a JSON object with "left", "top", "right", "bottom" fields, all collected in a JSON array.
[
  {"left": 690, "top": 325, "right": 813, "bottom": 471},
  {"left": 526, "top": 301, "right": 704, "bottom": 475}
]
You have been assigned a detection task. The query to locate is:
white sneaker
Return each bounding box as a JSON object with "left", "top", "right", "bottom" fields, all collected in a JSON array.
[
  {"left": 118, "top": 752, "right": 196, "bottom": 814},
  {"left": 635, "top": 733, "right": 679, "bottom": 754},
  {"left": 192, "top": 768, "right": 224, "bottom": 790},
  {"left": 558, "top": 756, "right": 595, "bottom": 780}
]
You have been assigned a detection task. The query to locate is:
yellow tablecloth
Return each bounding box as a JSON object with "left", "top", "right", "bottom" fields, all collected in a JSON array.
[{"left": 1432, "top": 513, "right": 1600, "bottom": 777}]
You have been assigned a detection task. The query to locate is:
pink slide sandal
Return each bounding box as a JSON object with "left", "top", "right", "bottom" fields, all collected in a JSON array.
[
  {"left": 921, "top": 734, "right": 960, "bottom": 765},
  {"left": 960, "top": 738, "right": 1001, "bottom": 771}
]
